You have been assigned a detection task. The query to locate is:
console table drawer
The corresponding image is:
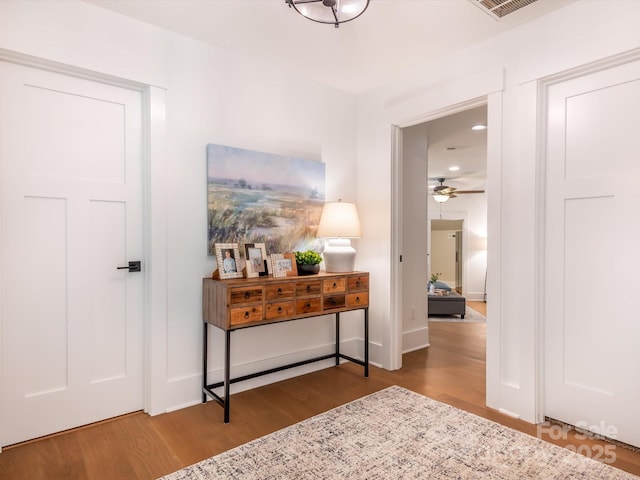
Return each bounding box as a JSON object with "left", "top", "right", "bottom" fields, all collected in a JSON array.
[
  {"left": 265, "top": 301, "right": 295, "bottom": 320},
  {"left": 323, "top": 294, "right": 346, "bottom": 310},
  {"left": 347, "top": 275, "right": 368, "bottom": 291},
  {"left": 230, "top": 306, "right": 263, "bottom": 325},
  {"left": 296, "top": 297, "right": 322, "bottom": 315},
  {"left": 323, "top": 278, "right": 346, "bottom": 294},
  {"left": 296, "top": 280, "right": 322, "bottom": 296},
  {"left": 230, "top": 287, "right": 262, "bottom": 305},
  {"left": 347, "top": 292, "right": 369, "bottom": 307},
  {"left": 265, "top": 283, "right": 294, "bottom": 300},
  {"left": 202, "top": 272, "right": 369, "bottom": 330}
]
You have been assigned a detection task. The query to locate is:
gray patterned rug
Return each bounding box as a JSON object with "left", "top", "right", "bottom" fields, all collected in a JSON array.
[{"left": 159, "top": 386, "right": 638, "bottom": 479}]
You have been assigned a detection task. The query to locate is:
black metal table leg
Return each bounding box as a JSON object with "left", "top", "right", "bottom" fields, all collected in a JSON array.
[
  {"left": 335, "top": 312, "right": 340, "bottom": 366},
  {"left": 202, "top": 322, "right": 208, "bottom": 403},
  {"left": 224, "top": 329, "right": 231, "bottom": 423},
  {"left": 364, "top": 307, "right": 369, "bottom": 377}
]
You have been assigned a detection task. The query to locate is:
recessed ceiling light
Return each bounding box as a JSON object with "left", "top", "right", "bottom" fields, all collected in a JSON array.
[
  {"left": 449, "top": 166, "right": 460, "bottom": 172},
  {"left": 471, "top": 124, "right": 487, "bottom": 131}
]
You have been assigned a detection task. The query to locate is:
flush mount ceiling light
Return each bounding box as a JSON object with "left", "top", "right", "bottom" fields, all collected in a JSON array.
[
  {"left": 471, "top": 124, "right": 487, "bottom": 131},
  {"left": 285, "top": 0, "right": 370, "bottom": 28}
]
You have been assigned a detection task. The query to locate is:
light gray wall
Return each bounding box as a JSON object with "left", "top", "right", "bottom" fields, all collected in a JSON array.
[{"left": 400, "top": 123, "right": 429, "bottom": 352}]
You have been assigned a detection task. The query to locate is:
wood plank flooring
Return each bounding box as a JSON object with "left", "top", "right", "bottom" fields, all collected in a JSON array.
[{"left": 1, "top": 306, "right": 639, "bottom": 479}]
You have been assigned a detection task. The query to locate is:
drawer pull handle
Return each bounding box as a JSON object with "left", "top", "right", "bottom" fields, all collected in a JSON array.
[
  {"left": 244, "top": 311, "right": 250, "bottom": 319},
  {"left": 277, "top": 307, "right": 283, "bottom": 313},
  {"left": 306, "top": 285, "right": 311, "bottom": 292},
  {"left": 356, "top": 296, "right": 360, "bottom": 302},
  {"left": 332, "top": 282, "right": 337, "bottom": 288},
  {"left": 277, "top": 288, "right": 282, "bottom": 296},
  {"left": 356, "top": 280, "right": 361, "bottom": 287},
  {"left": 244, "top": 292, "right": 250, "bottom": 299},
  {"left": 306, "top": 303, "right": 311, "bottom": 309}
]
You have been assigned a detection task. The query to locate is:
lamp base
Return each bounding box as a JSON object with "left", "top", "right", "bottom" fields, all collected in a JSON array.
[{"left": 323, "top": 238, "right": 356, "bottom": 273}]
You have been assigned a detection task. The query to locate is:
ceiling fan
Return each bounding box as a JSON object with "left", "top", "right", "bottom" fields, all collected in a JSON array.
[{"left": 431, "top": 178, "right": 485, "bottom": 203}]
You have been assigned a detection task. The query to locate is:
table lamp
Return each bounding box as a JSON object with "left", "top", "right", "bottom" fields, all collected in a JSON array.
[{"left": 316, "top": 200, "right": 362, "bottom": 272}]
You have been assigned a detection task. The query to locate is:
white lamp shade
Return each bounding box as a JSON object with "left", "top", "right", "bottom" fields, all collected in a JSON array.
[
  {"left": 316, "top": 200, "right": 361, "bottom": 273},
  {"left": 433, "top": 194, "right": 450, "bottom": 203},
  {"left": 316, "top": 201, "right": 362, "bottom": 238}
]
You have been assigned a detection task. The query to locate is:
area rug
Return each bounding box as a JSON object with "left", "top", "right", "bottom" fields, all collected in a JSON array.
[
  {"left": 159, "top": 386, "right": 638, "bottom": 479},
  {"left": 428, "top": 305, "right": 486, "bottom": 322}
]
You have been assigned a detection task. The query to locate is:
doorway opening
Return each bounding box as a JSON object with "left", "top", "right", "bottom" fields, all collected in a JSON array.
[
  {"left": 430, "top": 219, "right": 463, "bottom": 294},
  {"left": 399, "top": 103, "right": 488, "bottom": 355}
]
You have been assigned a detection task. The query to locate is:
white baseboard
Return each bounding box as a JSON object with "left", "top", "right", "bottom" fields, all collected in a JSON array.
[
  {"left": 465, "top": 291, "right": 486, "bottom": 301},
  {"left": 402, "top": 326, "right": 429, "bottom": 354},
  {"left": 162, "top": 337, "right": 378, "bottom": 414}
]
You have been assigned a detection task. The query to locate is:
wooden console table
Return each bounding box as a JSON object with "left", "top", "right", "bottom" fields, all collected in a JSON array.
[{"left": 202, "top": 271, "right": 369, "bottom": 422}]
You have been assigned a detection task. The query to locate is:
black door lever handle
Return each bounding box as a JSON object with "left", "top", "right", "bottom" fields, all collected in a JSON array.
[{"left": 117, "top": 261, "right": 141, "bottom": 272}]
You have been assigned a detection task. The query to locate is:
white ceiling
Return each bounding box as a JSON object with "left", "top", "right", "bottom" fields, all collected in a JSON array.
[
  {"left": 426, "top": 104, "right": 487, "bottom": 191},
  {"left": 86, "top": 0, "right": 573, "bottom": 95},
  {"left": 83, "top": 0, "right": 570, "bottom": 189}
]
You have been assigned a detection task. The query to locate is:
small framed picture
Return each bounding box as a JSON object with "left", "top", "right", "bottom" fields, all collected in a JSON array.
[
  {"left": 243, "top": 242, "right": 268, "bottom": 278},
  {"left": 215, "top": 243, "right": 244, "bottom": 280},
  {"left": 270, "top": 253, "right": 298, "bottom": 278}
]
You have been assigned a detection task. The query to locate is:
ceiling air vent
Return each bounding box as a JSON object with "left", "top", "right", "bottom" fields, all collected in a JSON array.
[{"left": 468, "top": 0, "right": 539, "bottom": 19}]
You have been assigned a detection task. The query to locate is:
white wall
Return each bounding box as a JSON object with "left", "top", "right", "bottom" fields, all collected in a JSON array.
[
  {"left": 3, "top": 0, "right": 640, "bottom": 431},
  {"left": 356, "top": 0, "right": 640, "bottom": 423},
  {"left": 401, "top": 124, "right": 429, "bottom": 353},
  {"left": 0, "top": 0, "right": 361, "bottom": 418}
]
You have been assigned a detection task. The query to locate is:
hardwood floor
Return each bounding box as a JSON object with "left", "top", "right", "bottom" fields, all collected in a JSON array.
[
  {"left": 2, "top": 317, "right": 639, "bottom": 479},
  {"left": 467, "top": 299, "right": 486, "bottom": 316}
]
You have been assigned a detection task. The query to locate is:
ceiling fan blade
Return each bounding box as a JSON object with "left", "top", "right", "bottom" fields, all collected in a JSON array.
[{"left": 455, "top": 190, "right": 485, "bottom": 194}]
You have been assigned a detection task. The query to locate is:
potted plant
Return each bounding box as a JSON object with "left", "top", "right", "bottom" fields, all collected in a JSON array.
[
  {"left": 429, "top": 272, "right": 441, "bottom": 294},
  {"left": 294, "top": 250, "right": 322, "bottom": 275}
]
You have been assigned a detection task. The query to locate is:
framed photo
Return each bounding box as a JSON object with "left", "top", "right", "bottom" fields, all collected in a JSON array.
[
  {"left": 243, "top": 242, "right": 268, "bottom": 278},
  {"left": 215, "top": 243, "right": 244, "bottom": 280},
  {"left": 270, "top": 253, "right": 298, "bottom": 278}
]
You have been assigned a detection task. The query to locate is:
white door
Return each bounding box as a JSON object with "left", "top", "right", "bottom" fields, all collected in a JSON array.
[
  {"left": 544, "top": 58, "right": 640, "bottom": 447},
  {"left": 0, "top": 62, "right": 145, "bottom": 446}
]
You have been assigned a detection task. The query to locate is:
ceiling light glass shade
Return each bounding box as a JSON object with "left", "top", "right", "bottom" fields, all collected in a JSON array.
[
  {"left": 317, "top": 200, "right": 362, "bottom": 272},
  {"left": 433, "top": 194, "right": 450, "bottom": 203},
  {"left": 286, "top": 0, "right": 370, "bottom": 28},
  {"left": 471, "top": 124, "right": 487, "bottom": 131}
]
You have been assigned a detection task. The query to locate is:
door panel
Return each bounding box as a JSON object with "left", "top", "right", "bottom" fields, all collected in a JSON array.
[
  {"left": 0, "top": 62, "right": 144, "bottom": 446},
  {"left": 544, "top": 59, "right": 640, "bottom": 447}
]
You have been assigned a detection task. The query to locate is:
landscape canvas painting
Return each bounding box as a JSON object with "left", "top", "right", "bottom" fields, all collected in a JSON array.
[{"left": 207, "top": 144, "right": 325, "bottom": 256}]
